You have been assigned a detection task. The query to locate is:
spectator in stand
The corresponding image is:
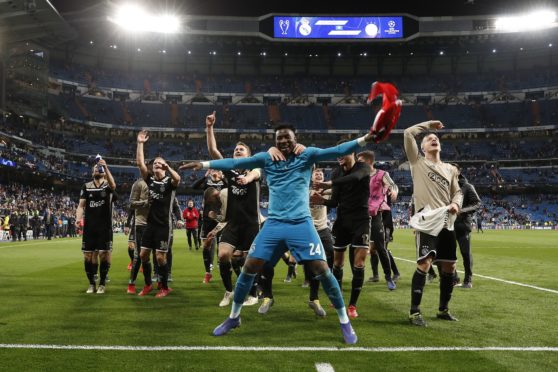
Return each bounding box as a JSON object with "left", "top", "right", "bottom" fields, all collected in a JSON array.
[
  {"left": 18, "top": 208, "right": 29, "bottom": 241},
  {"left": 43, "top": 208, "right": 55, "bottom": 240},
  {"left": 9, "top": 209, "right": 19, "bottom": 241}
]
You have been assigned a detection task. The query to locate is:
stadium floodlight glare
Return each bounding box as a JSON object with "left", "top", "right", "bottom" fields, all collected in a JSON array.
[
  {"left": 108, "top": 4, "right": 181, "bottom": 34},
  {"left": 494, "top": 10, "right": 556, "bottom": 32}
]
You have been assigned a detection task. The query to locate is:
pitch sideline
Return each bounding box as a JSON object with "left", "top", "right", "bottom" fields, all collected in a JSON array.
[
  {"left": 394, "top": 257, "right": 558, "bottom": 295},
  {"left": 0, "top": 344, "right": 557, "bottom": 352}
]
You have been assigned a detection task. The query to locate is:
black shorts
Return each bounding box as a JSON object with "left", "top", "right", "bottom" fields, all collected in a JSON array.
[
  {"left": 332, "top": 217, "right": 370, "bottom": 250},
  {"left": 317, "top": 228, "right": 334, "bottom": 254},
  {"left": 369, "top": 213, "right": 385, "bottom": 244},
  {"left": 201, "top": 219, "right": 218, "bottom": 238},
  {"left": 134, "top": 225, "right": 147, "bottom": 251},
  {"left": 415, "top": 228, "right": 457, "bottom": 263},
  {"left": 82, "top": 231, "right": 113, "bottom": 252},
  {"left": 220, "top": 221, "right": 260, "bottom": 252},
  {"left": 141, "top": 224, "right": 171, "bottom": 252}
]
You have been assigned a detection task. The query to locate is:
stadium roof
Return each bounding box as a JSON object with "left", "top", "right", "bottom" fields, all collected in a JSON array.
[
  {"left": 0, "top": 0, "right": 76, "bottom": 47},
  {"left": 50, "top": 0, "right": 558, "bottom": 18}
]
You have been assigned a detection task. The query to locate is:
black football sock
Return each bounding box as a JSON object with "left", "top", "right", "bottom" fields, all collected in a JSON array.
[
  {"left": 411, "top": 268, "right": 427, "bottom": 314},
  {"left": 129, "top": 254, "right": 141, "bottom": 284},
  {"left": 142, "top": 260, "right": 152, "bottom": 285},
  {"left": 439, "top": 271, "right": 455, "bottom": 312},
  {"left": 99, "top": 261, "right": 109, "bottom": 286},
  {"left": 332, "top": 265, "right": 343, "bottom": 290},
  {"left": 287, "top": 263, "right": 296, "bottom": 278},
  {"left": 219, "top": 260, "right": 234, "bottom": 292},
  {"left": 261, "top": 263, "right": 274, "bottom": 299},
  {"left": 203, "top": 249, "right": 212, "bottom": 273},
  {"left": 232, "top": 256, "right": 244, "bottom": 277},
  {"left": 158, "top": 262, "right": 168, "bottom": 289},
  {"left": 128, "top": 249, "right": 134, "bottom": 261},
  {"left": 167, "top": 248, "right": 173, "bottom": 275},
  {"left": 349, "top": 267, "right": 364, "bottom": 306},
  {"left": 84, "top": 260, "right": 95, "bottom": 285},
  {"left": 249, "top": 274, "right": 259, "bottom": 297}
]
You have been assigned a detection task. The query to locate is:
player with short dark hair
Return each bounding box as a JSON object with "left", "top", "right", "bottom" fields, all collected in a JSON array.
[
  {"left": 76, "top": 158, "right": 116, "bottom": 294},
  {"left": 257, "top": 166, "right": 333, "bottom": 316},
  {"left": 181, "top": 125, "right": 376, "bottom": 344},
  {"left": 404, "top": 121, "right": 463, "bottom": 326},
  {"left": 311, "top": 142, "right": 371, "bottom": 319},
  {"left": 136, "top": 130, "right": 181, "bottom": 298}
]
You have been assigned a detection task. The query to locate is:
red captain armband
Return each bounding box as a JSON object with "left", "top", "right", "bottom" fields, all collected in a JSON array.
[{"left": 366, "top": 82, "right": 402, "bottom": 143}]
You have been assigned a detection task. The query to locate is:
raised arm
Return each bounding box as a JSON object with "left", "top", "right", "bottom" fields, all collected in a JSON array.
[
  {"left": 207, "top": 153, "right": 267, "bottom": 171},
  {"left": 311, "top": 133, "right": 373, "bottom": 163},
  {"left": 403, "top": 120, "right": 443, "bottom": 164},
  {"left": 98, "top": 158, "right": 116, "bottom": 190},
  {"left": 332, "top": 163, "right": 370, "bottom": 186},
  {"left": 136, "top": 130, "right": 149, "bottom": 179},
  {"left": 236, "top": 168, "right": 261, "bottom": 185},
  {"left": 179, "top": 153, "right": 267, "bottom": 172},
  {"left": 191, "top": 176, "right": 207, "bottom": 190},
  {"left": 163, "top": 163, "right": 181, "bottom": 188},
  {"left": 206, "top": 111, "right": 224, "bottom": 160}
]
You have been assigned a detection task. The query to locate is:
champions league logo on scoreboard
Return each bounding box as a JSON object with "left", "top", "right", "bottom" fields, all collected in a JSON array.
[
  {"left": 385, "top": 19, "right": 400, "bottom": 35},
  {"left": 279, "top": 19, "right": 289, "bottom": 35}
]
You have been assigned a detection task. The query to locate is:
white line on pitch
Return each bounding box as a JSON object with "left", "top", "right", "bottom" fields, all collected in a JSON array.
[
  {"left": 315, "top": 362, "right": 335, "bottom": 372},
  {"left": 0, "top": 344, "right": 557, "bottom": 352},
  {"left": 394, "top": 257, "right": 558, "bottom": 295}
]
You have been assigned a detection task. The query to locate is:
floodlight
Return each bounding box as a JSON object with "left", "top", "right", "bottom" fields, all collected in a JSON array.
[
  {"left": 495, "top": 10, "right": 556, "bottom": 32},
  {"left": 108, "top": 4, "right": 181, "bottom": 34}
]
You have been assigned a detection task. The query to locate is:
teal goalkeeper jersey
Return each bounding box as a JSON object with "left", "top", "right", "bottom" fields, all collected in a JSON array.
[{"left": 207, "top": 139, "right": 365, "bottom": 222}]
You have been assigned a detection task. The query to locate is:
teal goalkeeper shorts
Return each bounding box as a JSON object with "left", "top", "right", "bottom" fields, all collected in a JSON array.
[{"left": 248, "top": 218, "right": 326, "bottom": 264}]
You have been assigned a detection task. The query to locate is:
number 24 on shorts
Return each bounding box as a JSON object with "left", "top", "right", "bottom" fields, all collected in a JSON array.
[{"left": 309, "top": 243, "right": 322, "bottom": 255}]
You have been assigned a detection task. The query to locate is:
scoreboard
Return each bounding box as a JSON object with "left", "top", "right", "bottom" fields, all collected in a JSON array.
[{"left": 272, "top": 16, "right": 404, "bottom": 39}]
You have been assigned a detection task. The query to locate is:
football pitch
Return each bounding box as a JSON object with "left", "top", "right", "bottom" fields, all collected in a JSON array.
[{"left": 0, "top": 229, "right": 556, "bottom": 371}]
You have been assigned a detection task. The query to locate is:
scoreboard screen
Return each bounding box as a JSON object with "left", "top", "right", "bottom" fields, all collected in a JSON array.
[{"left": 272, "top": 16, "right": 404, "bottom": 39}]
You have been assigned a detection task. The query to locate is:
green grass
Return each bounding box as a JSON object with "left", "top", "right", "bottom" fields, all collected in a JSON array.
[{"left": 0, "top": 229, "right": 557, "bottom": 371}]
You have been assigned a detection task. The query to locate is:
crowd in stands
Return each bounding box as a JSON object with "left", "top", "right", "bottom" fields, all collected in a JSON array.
[
  {"left": 50, "top": 60, "right": 558, "bottom": 95},
  {"left": 50, "top": 91, "right": 558, "bottom": 130},
  {"left": 0, "top": 182, "right": 129, "bottom": 241}
]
